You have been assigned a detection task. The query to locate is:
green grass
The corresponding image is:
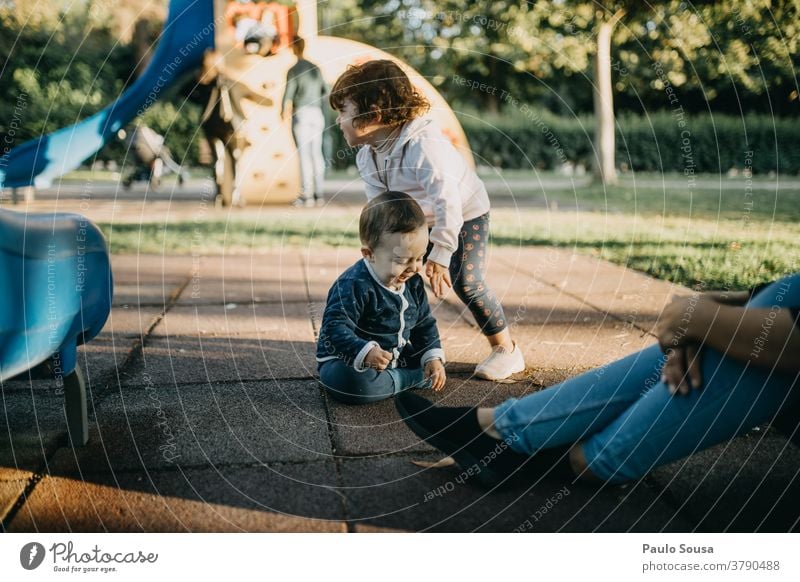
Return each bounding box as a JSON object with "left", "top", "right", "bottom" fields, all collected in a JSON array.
[{"left": 98, "top": 179, "right": 800, "bottom": 291}]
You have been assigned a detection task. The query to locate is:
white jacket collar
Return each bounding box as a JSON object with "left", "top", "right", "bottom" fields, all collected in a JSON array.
[
  {"left": 362, "top": 258, "right": 405, "bottom": 294},
  {"left": 367, "top": 117, "right": 433, "bottom": 159}
]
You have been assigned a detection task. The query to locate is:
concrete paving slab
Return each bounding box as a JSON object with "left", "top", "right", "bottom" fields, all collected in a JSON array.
[
  {"left": 339, "top": 455, "right": 692, "bottom": 532},
  {"left": 150, "top": 302, "right": 314, "bottom": 339},
  {"left": 99, "top": 305, "right": 162, "bottom": 338},
  {"left": 52, "top": 379, "right": 330, "bottom": 472},
  {"left": 176, "top": 278, "right": 309, "bottom": 306},
  {"left": 509, "top": 322, "right": 656, "bottom": 370},
  {"left": 503, "top": 250, "right": 685, "bottom": 302},
  {"left": 579, "top": 291, "right": 677, "bottom": 328},
  {"left": 648, "top": 429, "right": 800, "bottom": 532},
  {"left": 113, "top": 282, "right": 177, "bottom": 307},
  {"left": 122, "top": 336, "right": 317, "bottom": 384},
  {"left": 110, "top": 254, "right": 194, "bottom": 281},
  {"left": 180, "top": 254, "right": 310, "bottom": 305},
  {"left": 7, "top": 462, "right": 346, "bottom": 532},
  {"left": 440, "top": 285, "right": 608, "bottom": 329},
  {"left": 301, "top": 248, "right": 365, "bottom": 301},
  {"left": 198, "top": 253, "right": 305, "bottom": 278}
]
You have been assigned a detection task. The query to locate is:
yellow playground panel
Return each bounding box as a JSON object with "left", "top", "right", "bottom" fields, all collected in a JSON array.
[{"left": 215, "top": 1, "right": 474, "bottom": 206}]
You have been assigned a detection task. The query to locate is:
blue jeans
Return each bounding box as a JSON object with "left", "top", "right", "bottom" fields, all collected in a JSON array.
[
  {"left": 493, "top": 274, "right": 800, "bottom": 483},
  {"left": 319, "top": 359, "right": 432, "bottom": 404}
]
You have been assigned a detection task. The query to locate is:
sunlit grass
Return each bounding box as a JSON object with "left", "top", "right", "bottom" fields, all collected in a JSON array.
[{"left": 98, "top": 180, "right": 800, "bottom": 290}]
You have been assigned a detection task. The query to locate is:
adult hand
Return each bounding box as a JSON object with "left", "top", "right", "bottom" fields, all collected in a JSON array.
[
  {"left": 653, "top": 292, "right": 709, "bottom": 348},
  {"left": 661, "top": 344, "right": 703, "bottom": 396},
  {"left": 363, "top": 346, "right": 392, "bottom": 371},
  {"left": 425, "top": 261, "right": 452, "bottom": 298},
  {"left": 424, "top": 359, "right": 447, "bottom": 391}
]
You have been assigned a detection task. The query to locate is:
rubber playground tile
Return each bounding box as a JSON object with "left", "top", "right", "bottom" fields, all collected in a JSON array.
[
  {"left": 338, "top": 455, "right": 692, "bottom": 532},
  {"left": 7, "top": 462, "right": 346, "bottom": 532},
  {"left": 0, "top": 478, "right": 30, "bottom": 529},
  {"left": 327, "top": 376, "right": 536, "bottom": 457},
  {"left": 49, "top": 379, "right": 331, "bottom": 474},
  {"left": 122, "top": 335, "right": 316, "bottom": 384},
  {"left": 0, "top": 388, "right": 70, "bottom": 472},
  {"left": 647, "top": 429, "right": 800, "bottom": 532}
]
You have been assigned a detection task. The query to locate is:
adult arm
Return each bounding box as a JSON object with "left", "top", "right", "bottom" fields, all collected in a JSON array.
[
  {"left": 281, "top": 68, "right": 296, "bottom": 119},
  {"left": 656, "top": 294, "right": 800, "bottom": 374}
]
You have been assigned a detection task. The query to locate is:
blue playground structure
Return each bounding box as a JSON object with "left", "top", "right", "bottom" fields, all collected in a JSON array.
[
  {"left": 0, "top": 0, "right": 208, "bottom": 445},
  {"left": 0, "top": 0, "right": 213, "bottom": 190},
  {"left": 0, "top": 210, "right": 113, "bottom": 445}
]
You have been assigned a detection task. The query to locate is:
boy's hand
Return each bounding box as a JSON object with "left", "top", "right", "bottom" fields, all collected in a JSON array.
[
  {"left": 425, "top": 261, "right": 452, "bottom": 298},
  {"left": 424, "top": 359, "right": 446, "bottom": 391},
  {"left": 364, "top": 346, "right": 392, "bottom": 371}
]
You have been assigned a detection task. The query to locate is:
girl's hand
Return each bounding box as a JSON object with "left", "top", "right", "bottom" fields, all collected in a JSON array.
[
  {"left": 364, "top": 346, "right": 392, "bottom": 371},
  {"left": 425, "top": 261, "right": 452, "bottom": 298},
  {"left": 424, "top": 359, "right": 447, "bottom": 391}
]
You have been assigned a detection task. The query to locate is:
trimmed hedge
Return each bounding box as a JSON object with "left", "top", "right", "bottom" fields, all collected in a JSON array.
[
  {"left": 457, "top": 110, "right": 800, "bottom": 175},
  {"left": 325, "top": 109, "right": 800, "bottom": 174}
]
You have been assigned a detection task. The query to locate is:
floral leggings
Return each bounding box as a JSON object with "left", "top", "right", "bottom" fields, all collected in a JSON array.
[{"left": 426, "top": 212, "right": 507, "bottom": 336}]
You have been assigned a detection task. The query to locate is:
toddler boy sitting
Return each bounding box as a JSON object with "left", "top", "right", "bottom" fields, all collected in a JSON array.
[{"left": 316, "top": 191, "right": 446, "bottom": 404}]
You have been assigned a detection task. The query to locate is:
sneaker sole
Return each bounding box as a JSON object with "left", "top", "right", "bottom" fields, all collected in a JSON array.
[
  {"left": 474, "top": 362, "right": 526, "bottom": 381},
  {"left": 395, "top": 397, "right": 509, "bottom": 489}
]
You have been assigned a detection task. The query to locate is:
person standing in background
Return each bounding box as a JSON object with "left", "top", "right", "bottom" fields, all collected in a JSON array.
[{"left": 281, "top": 37, "right": 327, "bottom": 207}]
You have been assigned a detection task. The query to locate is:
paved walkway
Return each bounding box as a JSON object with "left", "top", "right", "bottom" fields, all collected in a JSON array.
[{"left": 3, "top": 240, "right": 798, "bottom": 532}]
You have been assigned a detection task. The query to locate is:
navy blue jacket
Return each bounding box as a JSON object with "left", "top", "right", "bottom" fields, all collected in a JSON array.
[{"left": 316, "top": 259, "right": 444, "bottom": 370}]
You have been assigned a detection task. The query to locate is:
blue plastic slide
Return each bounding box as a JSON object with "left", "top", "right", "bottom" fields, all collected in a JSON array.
[
  {"left": 0, "top": 209, "right": 112, "bottom": 445},
  {"left": 0, "top": 0, "right": 214, "bottom": 189}
]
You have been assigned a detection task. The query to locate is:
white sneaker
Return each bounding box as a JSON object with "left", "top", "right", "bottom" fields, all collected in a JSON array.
[{"left": 474, "top": 342, "right": 525, "bottom": 381}]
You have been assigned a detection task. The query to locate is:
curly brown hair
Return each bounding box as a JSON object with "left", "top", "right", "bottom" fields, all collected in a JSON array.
[{"left": 329, "top": 60, "right": 430, "bottom": 129}]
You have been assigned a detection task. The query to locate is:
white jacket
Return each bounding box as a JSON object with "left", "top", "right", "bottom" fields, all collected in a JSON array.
[{"left": 356, "top": 117, "right": 491, "bottom": 268}]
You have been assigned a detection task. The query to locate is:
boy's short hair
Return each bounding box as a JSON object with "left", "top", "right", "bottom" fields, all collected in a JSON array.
[
  {"left": 330, "top": 60, "right": 430, "bottom": 129},
  {"left": 359, "top": 191, "right": 427, "bottom": 250}
]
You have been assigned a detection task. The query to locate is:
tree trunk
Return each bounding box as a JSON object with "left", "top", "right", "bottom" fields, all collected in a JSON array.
[{"left": 592, "top": 12, "right": 623, "bottom": 186}]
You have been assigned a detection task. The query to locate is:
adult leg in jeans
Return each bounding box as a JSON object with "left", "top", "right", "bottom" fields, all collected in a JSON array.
[
  {"left": 292, "top": 107, "right": 317, "bottom": 201},
  {"left": 319, "top": 359, "right": 430, "bottom": 404},
  {"left": 579, "top": 275, "right": 800, "bottom": 482},
  {"left": 492, "top": 274, "right": 800, "bottom": 483},
  {"left": 492, "top": 344, "right": 668, "bottom": 456},
  {"left": 307, "top": 108, "right": 325, "bottom": 201}
]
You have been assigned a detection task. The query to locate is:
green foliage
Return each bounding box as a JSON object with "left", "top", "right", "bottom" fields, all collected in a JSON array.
[
  {"left": 0, "top": 5, "right": 134, "bottom": 146},
  {"left": 454, "top": 110, "right": 800, "bottom": 174}
]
